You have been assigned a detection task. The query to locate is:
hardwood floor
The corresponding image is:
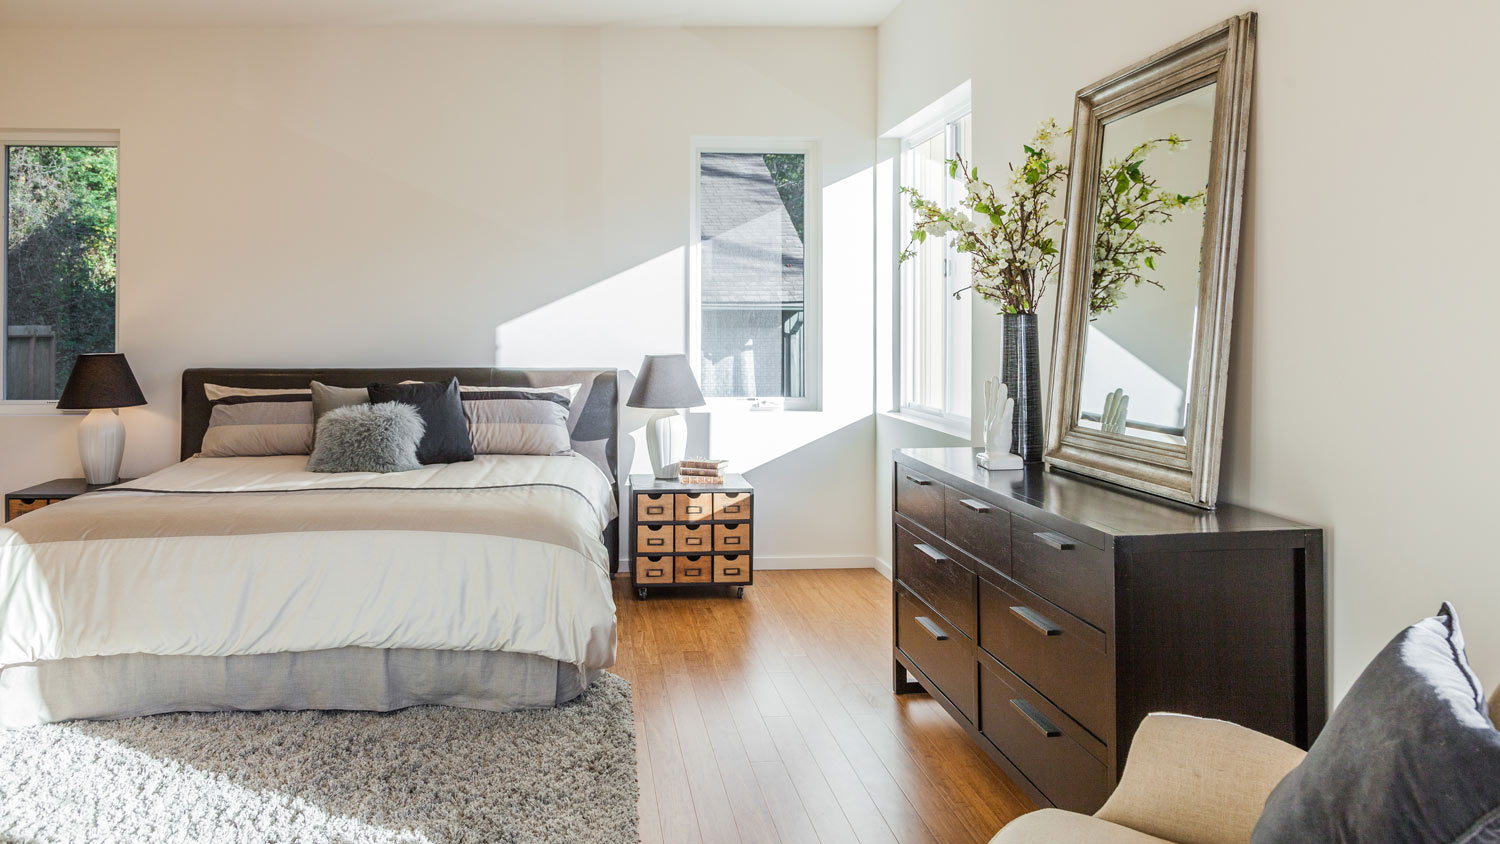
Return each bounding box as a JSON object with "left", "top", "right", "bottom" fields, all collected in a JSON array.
[{"left": 612, "top": 568, "right": 1036, "bottom": 844}]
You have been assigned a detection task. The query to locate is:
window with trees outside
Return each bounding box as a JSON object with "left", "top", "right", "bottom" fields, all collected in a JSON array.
[
  {"left": 3, "top": 133, "right": 119, "bottom": 403},
  {"left": 692, "top": 140, "right": 819, "bottom": 410},
  {"left": 899, "top": 111, "right": 972, "bottom": 424}
]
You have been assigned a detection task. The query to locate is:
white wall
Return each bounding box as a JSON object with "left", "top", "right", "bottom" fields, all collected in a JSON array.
[
  {"left": 0, "top": 25, "right": 879, "bottom": 567},
  {"left": 877, "top": 0, "right": 1500, "bottom": 701}
]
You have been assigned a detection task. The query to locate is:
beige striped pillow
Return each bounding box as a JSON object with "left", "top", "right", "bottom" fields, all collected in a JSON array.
[
  {"left": 200, "top": 394, "right": 315, "bottom": 457},
  {"left": 461, "top": 385, "right": 579, "bottom": 455}
]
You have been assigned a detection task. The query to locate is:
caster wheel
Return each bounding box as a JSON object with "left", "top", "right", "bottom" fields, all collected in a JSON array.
[
  {"left": 736, "top": 586, "right": 745, "bottom": 599},
  {"left": 637, "top": 587, "right": 648, "bottom": 600}
]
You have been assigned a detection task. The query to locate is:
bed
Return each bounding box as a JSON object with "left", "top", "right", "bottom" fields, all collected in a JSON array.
[{"left": 0, "top": 367, "right": 620, "bottom": 727}]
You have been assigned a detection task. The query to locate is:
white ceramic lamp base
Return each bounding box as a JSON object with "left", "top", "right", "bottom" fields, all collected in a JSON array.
[
  {"left": 645, "top": 409, "right": 686, "bottom": 480},
  {"left": 78, "top": 407, "right": 125, "bottom": 485}
]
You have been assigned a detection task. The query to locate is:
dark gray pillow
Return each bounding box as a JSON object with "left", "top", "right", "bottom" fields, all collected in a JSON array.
[
  {"left": 367, "top": 377, "right": 474, "bottom": 465},
  {"left": 306, "top": 403, "right": 425, "bottom": 474},
  {"left": 1252, "top": 602, "right": 1500, "bottom": 844}
]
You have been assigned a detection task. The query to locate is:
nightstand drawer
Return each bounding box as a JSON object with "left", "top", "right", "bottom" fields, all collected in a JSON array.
[
  {"left": 6, "top": 498, "right": 57, "bottom": 521},
  {"left": 712, "top": 492, "right": 752, "bottom": 521},
  {"left": 675, "top": 493, "right": 713, "bottom": 521},
  {"left": 637, "top": 493, "right": 673, "bottom": 522},
  {"left": 714, "top": 523, "right": 751, "bottom": 552},
  {"left": 636, "top": 556, "right": 674, "bottom": 584},
  {"left": 636, "top": 524, "right": 674, "bottom": 554},
  {"left": 675, "top": 555, "right": 712, "bottom": 583},
  {"left": 675, "top": 523, "right": 712, "bottom": 553},
  {"left": 714, "top": 554, "right": 751, "bottom": 583}
]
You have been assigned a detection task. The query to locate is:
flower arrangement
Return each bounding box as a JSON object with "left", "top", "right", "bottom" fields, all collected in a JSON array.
[
  {"left": 898, "top": 119, "right": 1070, "bottom": 315},
  {"left": 1089, "top": 135, "right": 1207, "bottom": 317}
]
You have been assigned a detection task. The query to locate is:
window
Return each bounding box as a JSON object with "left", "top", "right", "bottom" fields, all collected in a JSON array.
[
  {"left": 898, "top": 111, "right": 971, "bottom": 424},
  {"left": 3, "top": 132, "right": 118, "bottom": 403},
  {"left": 691, "top": 140, "right": 819, "bottom": 409}
]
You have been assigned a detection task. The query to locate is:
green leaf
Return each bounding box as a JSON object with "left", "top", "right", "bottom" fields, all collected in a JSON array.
[
  {"left": 973, "top": 202, "right": 990, "bottom": 214},
  {"left": 949, "top": 161, "right": 958, "bottom": 178},
  {"left": 989, "top": 213, "right": 1003, "bottom": 225},
  {"left": 1144, "top": 256, "right": 1155, "bottom": 270},
  {"left": 914, "top": 229, "right": 927, "bottom": 243}
]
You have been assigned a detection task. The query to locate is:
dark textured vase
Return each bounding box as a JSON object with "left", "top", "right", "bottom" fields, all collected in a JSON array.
[{"left": 1001, "top": 312, "right": 1044, "bottom": 463}]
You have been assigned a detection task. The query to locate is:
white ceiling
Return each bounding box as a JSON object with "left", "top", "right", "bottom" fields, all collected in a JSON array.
[{"left": 0, "top": 0, "right": 901, "bottom": 28}]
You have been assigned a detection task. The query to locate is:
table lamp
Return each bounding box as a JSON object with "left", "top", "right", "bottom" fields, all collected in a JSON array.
[
  {"left": 627, "top": 354, "right": 706, "bottom": 480},
  {"left": 55, "top": 353, "right": 147, "bottom": 485}
]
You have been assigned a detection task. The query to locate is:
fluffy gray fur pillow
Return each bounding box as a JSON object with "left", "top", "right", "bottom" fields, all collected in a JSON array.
[{"left": 306, "top": 402, "right": 425, "bottom": 473}]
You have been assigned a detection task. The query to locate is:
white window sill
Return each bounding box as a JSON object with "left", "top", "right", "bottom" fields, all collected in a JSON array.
[
  {"left": 0, "top": 402, "right": 78, "bottom": 418},
  {"left": 881, "top": 408, "right": 972, "bottom": 439}
]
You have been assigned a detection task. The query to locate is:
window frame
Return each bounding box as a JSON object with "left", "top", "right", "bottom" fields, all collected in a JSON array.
[
  {"left": 0, "top": 129, "right": 121, "bottom": 414},
  {"left": 688, "top": 137, "right": 822, "bottom": 412},
  {"left": 895, "top": 106, "right": 972, "bottom": 430}
]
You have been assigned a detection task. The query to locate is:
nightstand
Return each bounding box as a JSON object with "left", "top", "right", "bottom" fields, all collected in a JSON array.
[
  {"left": 630, "top": 473, "right": 753, "bottom": 599},
  {"left": 5, "top": 477, "right": 135, "bottom": 522}
]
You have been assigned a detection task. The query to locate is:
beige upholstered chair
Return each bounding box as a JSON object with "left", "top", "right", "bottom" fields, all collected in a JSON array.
[{"left": 990, "top": 688, "right": 1500, "bottom": 844}]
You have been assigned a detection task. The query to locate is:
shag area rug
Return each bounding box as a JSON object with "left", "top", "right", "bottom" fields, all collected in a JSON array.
[{"left": 0, "top": 672, "right": 637, "bottom": 844}]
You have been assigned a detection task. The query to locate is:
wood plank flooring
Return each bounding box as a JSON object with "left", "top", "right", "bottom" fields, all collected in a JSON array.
[{"left": 612, "top": 569, "right": 1036, "bottom": 844}]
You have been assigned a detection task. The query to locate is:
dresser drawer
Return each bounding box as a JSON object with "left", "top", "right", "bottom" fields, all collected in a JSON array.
[
  {"left": 636, "top": 524, "right": 674, "bottom": 554},
  {"left": 714, "top": 523, "right": 751, "bottom": 552},
  {"left": 712, "top": 492, "right": 752, "bottom": 521},
  {"left": 675, "top": 555, "right": 712, "bottom": 583},
  {"left": 945, "top": 487, "right": 1011, "bottom": 572},
  {"left": 979, "top": 654, "right": 1110, "bottom": 813},
  {"left": 675, "top": 492, "right": 713, "bottom": 521},
  {"left": 895, "top": 526, "right": 976, "bottom": 638},
  {"left": 1011, "top": 516, "right": 1112, "bottom": 631},
  {"left": 714, "top": 554, "right": 750, "bottom": 583},
  {"left": 637, "top": 492, "right": 673, "bottom": 522},
  {"left": 979, "top": 570, "right": 1111, "bottom": 739},
  {"left": 897, "top": 588, "right": 976, "bottom": 722},
  {"left": 895, "top": 467, "right": 944, "bottom": 532},
  {"left": 636, "top": 555, "right": 674, "bottom": 584},
  {"left": 675, "top": 523, "right": 712, "bottom": 553}
]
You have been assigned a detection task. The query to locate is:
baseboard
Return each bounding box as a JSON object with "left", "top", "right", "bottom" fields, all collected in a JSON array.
[{"left": 616, "top": 554, "right": 879, "bottom": 573}]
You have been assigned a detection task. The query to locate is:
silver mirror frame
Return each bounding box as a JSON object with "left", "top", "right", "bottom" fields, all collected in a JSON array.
[{"left": 1045, "top": 12, "right": 1256, "bottom": 509}]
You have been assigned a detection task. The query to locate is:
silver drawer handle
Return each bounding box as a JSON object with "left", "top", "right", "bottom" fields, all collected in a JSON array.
[
  {"left": 913, "top": 543, "right": 949, "bottom": 563},
  {"left": 959, "top": 498, "right": 991, "bottom": 512},
  {"left": 915, "top": 616, "right": 948, "bottom": 641},
  {"left": 1010, "top": 606, "right": 1062, "bottom": 636},
  {"left": 1034, "top": 531, "right": 1077, "bottom": 551},
  {"left": 905, "top": 474, "right": 932, "bottom": 486},
  {"left": 1009, "top": 698, "right": 1062, "bottom": 738}
]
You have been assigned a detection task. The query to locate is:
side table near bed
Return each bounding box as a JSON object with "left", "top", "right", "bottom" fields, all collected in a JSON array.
[
  {"left": 630, "top": 473, "right": 753, "bottom": 599},
  {"left": 6, "top": 477, "right": 135, "bottom": 522}
]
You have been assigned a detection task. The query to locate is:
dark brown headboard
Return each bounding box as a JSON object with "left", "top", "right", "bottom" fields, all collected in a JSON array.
[{"left": 181, "top": 367, "right": 621, "bottom": 572}]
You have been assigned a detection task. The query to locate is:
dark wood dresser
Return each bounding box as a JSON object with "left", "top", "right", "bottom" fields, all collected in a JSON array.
[{"left": 891, "top": 447, "right": 1324, "bottom": 813}]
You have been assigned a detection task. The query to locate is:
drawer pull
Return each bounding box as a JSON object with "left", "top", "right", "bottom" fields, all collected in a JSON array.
[
  {"left": 1010, "top": 605, "right": 1062, "bottom": 636},
  {"left": 724, "top": 567, "right": 742, "bottom": 576},
  {"left": 686, "top": 567, "right": 703, "bottom": 576},
  {"left": 1009, "top": 698, "right": 1062, "bottom": 738},
  {"left": 915, "top": 616, "right": 948, "bottom": 641},
  {"left": 645, "top": 568, "right": 665, "bottom": 577},
  {"left": 913, "top": 543, "right": 949, "bottom": 563},
  {"left": 645, "top": 505, "right": 666, "bottom": 515},
  {"left": 959, "top": 498, "right": 991, "bottom": 512},
  {"left": 1034, "top": 531, "right": 1077, "bottom": 551},
  {"left": 905, "top": 474, "right": 933, "bottom": 486}
]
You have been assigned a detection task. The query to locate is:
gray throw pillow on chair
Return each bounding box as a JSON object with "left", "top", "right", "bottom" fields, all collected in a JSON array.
[
  {"left": 306, "top": 403, "right": 425, "bottom": 473},
  {"left": 1251, "top": 602, "right": 1500, "bottom": 844}
]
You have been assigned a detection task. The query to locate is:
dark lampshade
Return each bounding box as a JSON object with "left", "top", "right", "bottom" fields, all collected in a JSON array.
[
  {"left": 627, "top": 354, "right": 706, "bottom": 409},
  {"left": 56, "top": 353, "right": 147, "bottom": 410}
]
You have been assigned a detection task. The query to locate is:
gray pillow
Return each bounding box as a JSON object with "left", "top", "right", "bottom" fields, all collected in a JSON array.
[
  {"left": 306, "top": 403, "right": 425, "bottom": 474},
  {"left": 310, "top": 381, "right": 369, "bottom": 425},
  {"left": 1251, "top": 602, "right": 1500, "bottom": 844}
]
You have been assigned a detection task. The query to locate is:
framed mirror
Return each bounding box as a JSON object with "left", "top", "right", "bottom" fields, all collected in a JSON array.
[{"left": 1045, "top": 13, "right": 1256, "bottom": 509}]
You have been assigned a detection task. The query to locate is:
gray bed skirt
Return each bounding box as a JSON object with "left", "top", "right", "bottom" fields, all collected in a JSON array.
[{"left": 0, "top": 647, "right": 599, "bottom": 728}]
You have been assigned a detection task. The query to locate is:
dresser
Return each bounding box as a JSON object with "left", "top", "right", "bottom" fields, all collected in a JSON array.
[
  {"left": 630, "top": 473, "right": 754, "bottom": 599},
  {"left": 891, "top": 447, "right": 1324, "bottom": 813}
]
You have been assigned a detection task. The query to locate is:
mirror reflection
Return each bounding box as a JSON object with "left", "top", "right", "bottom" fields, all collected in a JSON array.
[{"left": 1077, "top": 82, "right": 1215, "bottom": 444}]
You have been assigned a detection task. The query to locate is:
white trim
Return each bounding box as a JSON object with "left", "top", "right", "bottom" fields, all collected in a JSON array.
[
  {"left": 881, "top": 408, "right": 971, "bottom": 439},
  {"left": 0, "top": 129, "right": 121, "bottom": 411},
  {"left": 871, "top": 556, "right": 892, "bottom": 580},
  {"left": 689, "top": 137, "right": 822, "bottom": 412}
]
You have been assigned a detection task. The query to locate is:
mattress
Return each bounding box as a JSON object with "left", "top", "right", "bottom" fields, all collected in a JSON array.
[{"left": 0, "top": 454, "right": 619, "bottom": 691}]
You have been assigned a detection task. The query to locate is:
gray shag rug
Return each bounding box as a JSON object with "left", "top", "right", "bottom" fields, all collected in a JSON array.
[{"left": 0, "top": 672, "right": 637, "bottom": 844}]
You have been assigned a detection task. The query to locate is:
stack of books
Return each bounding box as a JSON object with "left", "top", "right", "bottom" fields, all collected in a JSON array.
[{"left": 678, "top": 458, "right": 728, "bottom": 485}]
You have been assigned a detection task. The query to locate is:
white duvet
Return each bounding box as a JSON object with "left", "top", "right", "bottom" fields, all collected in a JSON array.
[{"left": 0, "top": 454, "right": 619, "bottom": 672}]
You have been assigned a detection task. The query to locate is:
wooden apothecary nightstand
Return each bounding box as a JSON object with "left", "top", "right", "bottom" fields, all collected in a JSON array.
[
  {"left": 5, "top": 477, "right": 135, "bottom": 522},
  {"left": 629, "top": 473, "right": 753, "bottom": 599}
]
